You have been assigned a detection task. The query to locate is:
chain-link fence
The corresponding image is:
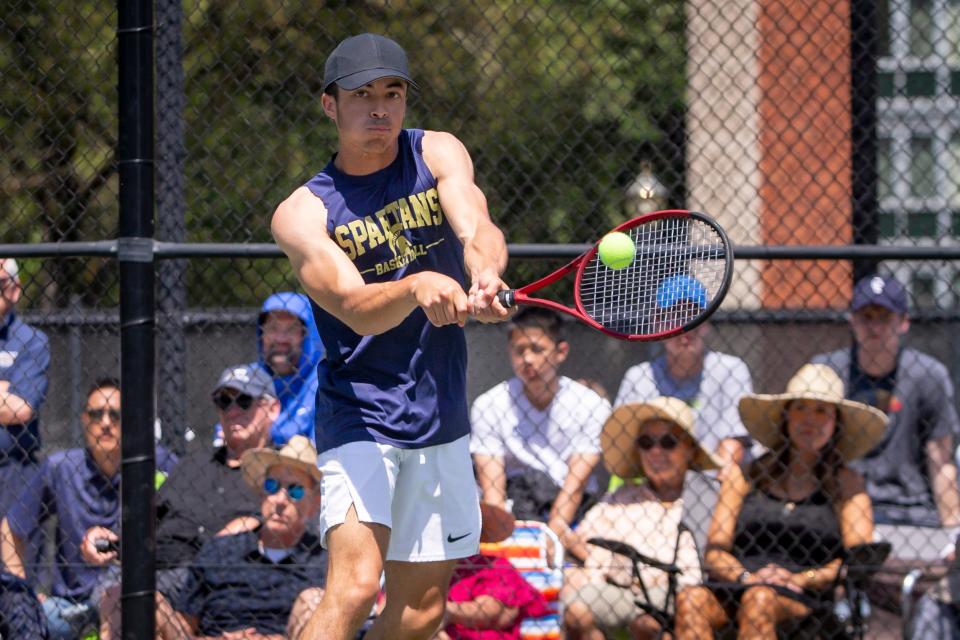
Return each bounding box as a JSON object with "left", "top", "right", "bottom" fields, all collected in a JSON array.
[{"left": 3, "top": 0, "right": 960, "bottom": 638}]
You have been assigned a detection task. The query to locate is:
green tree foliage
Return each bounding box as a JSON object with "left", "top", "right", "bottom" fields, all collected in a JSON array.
[{"left": 2, "top": 0, "right": 686, "bottom": 307}]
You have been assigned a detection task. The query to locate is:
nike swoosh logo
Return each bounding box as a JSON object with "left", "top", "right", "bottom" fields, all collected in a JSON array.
[{"left": 447, "top": 533, "right": 471, "bottom": 543}]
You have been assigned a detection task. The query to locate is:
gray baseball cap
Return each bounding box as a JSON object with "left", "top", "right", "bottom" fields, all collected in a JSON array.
[
  {"left": 322, "top": 33, "right": 419, "bottom": 93},
  {"left": 212, "top": 365, "right": 276, "bottom": 399}
]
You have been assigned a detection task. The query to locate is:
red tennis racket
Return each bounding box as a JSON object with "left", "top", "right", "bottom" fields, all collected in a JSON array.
[{"left": 497, "top": 210, "right": 733, "bottom": 341}]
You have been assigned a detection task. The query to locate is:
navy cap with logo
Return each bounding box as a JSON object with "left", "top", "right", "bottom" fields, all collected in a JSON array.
[
  {"left": 212, "top": 365, "right": 277, "bottom": 399},
  {"left": 852, "top": 274, "right": 909, "bottom": 315},
  {"left": 322, "top": 33, "right": 419, "bottom": 94}
]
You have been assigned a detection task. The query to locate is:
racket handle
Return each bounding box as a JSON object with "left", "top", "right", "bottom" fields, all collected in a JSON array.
[{"left": 497, "top": 290, "right": 516, "bottom": 308}]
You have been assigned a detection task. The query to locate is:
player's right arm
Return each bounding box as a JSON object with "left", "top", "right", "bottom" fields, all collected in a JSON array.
[{"left": 272, "top": 186, "right": 469, "bottom": 335}]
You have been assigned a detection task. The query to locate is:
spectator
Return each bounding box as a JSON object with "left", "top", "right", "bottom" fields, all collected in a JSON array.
[
  {"left": 615, "top": 275, "right": 753, "bottom": 468},
  {"left": 95, "top": 364, "right": 278, "bottom": 639},
  {"left": 436, "top": 503, "right": 551, "bottom": 640},
  {"left": 0, "top": 258, "right": 50, "bottom": 521},
  {"left": 471, "top": 308, "right": 611, "bottom": 561},
  {"left": 156, "top": 435, "right": 327, "bottom": 640},
  {"left": 0, "top": 570, "right": 48, "bottom": 639},
  {"left": 811, "top": 273, "right": 960, "bottom": 527},
  {"left": 215, "top": 292, "right": 324, "bottom": 447},
  {"left": 0, "top": 377, "right": 177, "bottom": 639},
  {"left": 562, "top": 397, "right": 716, "bottom": 640},
  {"left": 674, "top": 364, "right": 886, "bottom": 639}
]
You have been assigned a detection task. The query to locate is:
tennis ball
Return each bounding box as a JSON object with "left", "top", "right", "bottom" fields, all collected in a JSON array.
[{"left": 598, "top": 232, "right": 635, "bottom": 270}]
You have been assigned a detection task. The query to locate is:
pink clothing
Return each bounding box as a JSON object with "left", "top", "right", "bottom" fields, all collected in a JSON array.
[{"left": 445, "top": 554, "right": 552, "bottom": 640}]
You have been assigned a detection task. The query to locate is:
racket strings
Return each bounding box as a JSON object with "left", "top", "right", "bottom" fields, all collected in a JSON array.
[{"left": 578, "top": 217, "right": 728, "bottom": 337}]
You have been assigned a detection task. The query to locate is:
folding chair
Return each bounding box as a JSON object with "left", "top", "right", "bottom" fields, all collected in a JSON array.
[
  {"left": 479, "top": 520, "right": 564, "bottom": 640},
  {"left": 586, "top": 534, "right": 687, "bottom": 638}
]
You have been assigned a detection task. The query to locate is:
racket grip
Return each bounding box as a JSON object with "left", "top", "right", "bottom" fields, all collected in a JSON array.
[{"left": 497, "top": 290, "right": 516, "bottom": 308}]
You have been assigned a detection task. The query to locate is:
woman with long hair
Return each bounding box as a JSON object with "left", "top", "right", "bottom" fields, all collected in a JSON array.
[{"left": 675, "top": 364, "right": 888, "bottom": 639}]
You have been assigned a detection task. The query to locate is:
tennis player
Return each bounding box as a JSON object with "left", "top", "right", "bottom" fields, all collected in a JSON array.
[{"left": 271, "top": 33, "right": 511, "bottom": 640}]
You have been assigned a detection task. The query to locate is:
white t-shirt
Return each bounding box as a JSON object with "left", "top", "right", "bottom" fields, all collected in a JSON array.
[
  {"left": 470, "top": 376, "right": 611, "bottom": 489},
  {"left": 613, "top": 351, "right": 753, "bottom": 455}
]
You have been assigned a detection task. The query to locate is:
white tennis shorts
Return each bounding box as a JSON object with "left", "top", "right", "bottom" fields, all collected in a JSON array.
[{"left": 317, "top": 434, "right": 481, "bottom": 562}]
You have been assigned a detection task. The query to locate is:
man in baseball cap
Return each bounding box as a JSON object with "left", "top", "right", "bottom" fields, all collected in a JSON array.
[
  {"left": 812, "top": 274, "right": 960, "bottom": 528},
  {"left": 274, "top": 25, "right": 512, "bottom": 640},
  {"left": 614, "top": 275, "right": 755, "bottom": 470}
]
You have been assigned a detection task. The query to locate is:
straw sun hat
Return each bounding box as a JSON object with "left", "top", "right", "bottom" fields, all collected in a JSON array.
[
  {"left": 601, "top": 396, "right": 721, "bottom": 479},
  {"left": 241, "top": 435, "right": 322, "bottom": 491},
  {"left": 738, "top": 364, "right": 888, "bottom": 462}
]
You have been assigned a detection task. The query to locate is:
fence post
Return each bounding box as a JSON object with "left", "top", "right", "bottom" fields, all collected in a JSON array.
[
  {"left": 156, "top": 0, "right": 188, "bottom": 454},
  {"left": 850, "top": 0, "right": 880, "bottom": 281},
  {"left": 117, "top": 0, "right": 157, "bottom": 637}
]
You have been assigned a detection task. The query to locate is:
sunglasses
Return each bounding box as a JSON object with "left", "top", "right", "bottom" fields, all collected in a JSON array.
[
  {"left": 213, "top": 392, "right": 255, "bottom": 412},
  {"left": 85, "top": 408, "right": 121, "bottom": 423},
  {"left": 636, "top": 433, "right": 681, "bottom": 451},
  {"left": 263, "top": 477, "right": 306, "bottom": 501}
]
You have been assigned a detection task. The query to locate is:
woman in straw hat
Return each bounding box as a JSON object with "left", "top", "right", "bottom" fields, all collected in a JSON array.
[
  {"left": 675, "top": 364, "right": 888, "bottom": 640},
  {"left": 563, "top": 396, "right": 720, "bottom": 640}
]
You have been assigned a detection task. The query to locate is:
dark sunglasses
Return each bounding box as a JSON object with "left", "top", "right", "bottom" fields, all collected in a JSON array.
[
  {"left": 636, "top": 433, "right": 681, "bottom": 451},
  {"left": 85, "top": 408, "right": 121, "bottom": 423},
  {"left": 212, "top": 392, "right": 255, "bottom": 412},
  {"left": 263, "top": 477, "right": 306, "bottom": 501}
]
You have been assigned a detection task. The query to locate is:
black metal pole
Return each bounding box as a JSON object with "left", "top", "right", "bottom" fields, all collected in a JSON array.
[
  {"left": 155, "top": 0, "right": 188, "bottom": 454},
  {"left": 117, "top": 0, "right": 156, "bottom": 637},
  {"left": 850, "top": 0, "right": 880, "bottom": 281}
]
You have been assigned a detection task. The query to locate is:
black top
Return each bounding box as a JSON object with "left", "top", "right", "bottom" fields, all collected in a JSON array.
[
  {"left": 156, "top": 446, "right": 259, "bottom": 566},
  {"left": 733, "top": 487, "right": 843, "bottom": 573},
  {"left": 175, "top": 530, "right": 327, "bottom": 635}
]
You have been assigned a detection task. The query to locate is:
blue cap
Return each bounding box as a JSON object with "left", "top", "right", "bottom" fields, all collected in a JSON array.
[
  {"left": 657, "top": 275, "right": 708, "bottom": 309},
  {"left": 852, "top": 274, "right": 908, "bottom": 314},
  {"left": 323, "top": 33, "right": 419, "bottom": 93}
]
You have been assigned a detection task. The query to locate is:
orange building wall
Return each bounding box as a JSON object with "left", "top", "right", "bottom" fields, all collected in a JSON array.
[{"left": 757, "top": 0, "right": 853, "bottom": 308}]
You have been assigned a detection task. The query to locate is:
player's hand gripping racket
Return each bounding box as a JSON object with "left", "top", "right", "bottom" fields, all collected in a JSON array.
[{"left": 497, "top": 210, "right": 733, "bottom": 341}]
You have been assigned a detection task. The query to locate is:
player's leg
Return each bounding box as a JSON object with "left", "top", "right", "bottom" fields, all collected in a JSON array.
[
  {"left": 365, "top": 558, "right": 457, "bottom": 639},
  {"left": 298, "top": 441, "right": 399, "bottom": 640},
  {"left": 299, "top": 506, "right": 389, "bottom": 639},
  {"left": 368, "top": 435, "right": 482, "bottom": 639}
]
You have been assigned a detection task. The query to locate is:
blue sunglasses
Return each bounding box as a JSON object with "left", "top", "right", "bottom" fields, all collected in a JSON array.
[{"left": 263, "top": 477, "right": 306, "bottom": 501}]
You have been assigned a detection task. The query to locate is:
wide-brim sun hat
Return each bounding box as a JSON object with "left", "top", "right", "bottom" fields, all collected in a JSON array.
[
  {"left": 601, "top": 396, "right": 721, "bottom": 479},
  {"left": 738, "top": 363, "right": 888, "bottom": 462},
  {"left": 241, "top": 435, "right": 322, "bottom": 491}
]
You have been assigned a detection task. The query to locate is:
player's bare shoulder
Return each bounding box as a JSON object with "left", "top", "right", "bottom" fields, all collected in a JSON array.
[
  {"left": 271, "top": 186, "right": 329, "bottom": 245},
  {"left": 421, "top": 130, "right": 472, "bottom": 179}
]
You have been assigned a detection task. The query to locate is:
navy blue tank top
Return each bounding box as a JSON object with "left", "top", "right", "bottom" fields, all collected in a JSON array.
[{"left": 304, "top": 129, "right": 469, "bottom": 452}]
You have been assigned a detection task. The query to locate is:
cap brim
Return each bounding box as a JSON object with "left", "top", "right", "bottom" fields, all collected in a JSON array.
[{"left": 329, "top": 68, "right": 420, "bottom": 92}]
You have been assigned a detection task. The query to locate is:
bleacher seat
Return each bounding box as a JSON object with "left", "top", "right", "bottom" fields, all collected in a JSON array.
[{"left": 479, "top": 520, "right": 564, "bottom": 640}]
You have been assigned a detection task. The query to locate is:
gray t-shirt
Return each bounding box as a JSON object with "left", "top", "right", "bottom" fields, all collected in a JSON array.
[{"left": 812, "top": 347, "right": 960, "bottom": 526}]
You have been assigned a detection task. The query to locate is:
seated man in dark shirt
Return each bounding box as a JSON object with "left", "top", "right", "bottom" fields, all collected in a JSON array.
[
  {"left": 94, "top": 364, "right": 280, "bottom": 639},
  {"left": 156, "top": 435, "right": 326, "bottom": 639},
  {"left": 0, "top": 377, "right": 177, "bottom": 640}
]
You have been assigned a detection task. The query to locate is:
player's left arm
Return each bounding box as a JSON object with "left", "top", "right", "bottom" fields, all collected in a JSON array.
[
  {"left": 926, "top": 434, "right": 960, "bottom": 526},
  {"left": 422, "top": 130, "right": 510, "bottom": 323}
]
